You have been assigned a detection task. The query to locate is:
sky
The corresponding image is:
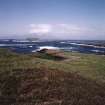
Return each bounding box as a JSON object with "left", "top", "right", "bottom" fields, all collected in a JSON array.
[{"left": 0, "top": 0, "right": 105, "bottom": 40}]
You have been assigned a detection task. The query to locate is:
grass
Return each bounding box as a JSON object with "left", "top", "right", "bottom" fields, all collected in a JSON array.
[
  {"left": 0, "top": 48, "right": 105, "bottom": 105},
  {"left": 0, "top": 49, "right": 105, "bottom": 82},
  {"left": 0, "top": 68, "right": 105, "bottom": 105}
]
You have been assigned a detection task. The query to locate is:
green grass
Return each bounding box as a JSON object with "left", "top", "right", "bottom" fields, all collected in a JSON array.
[
  {"left": 0, "top": 48, "right": 105, "bottom": 105},
  {"left": 0, "top": 48, "right": 105, "bottom": 82}
]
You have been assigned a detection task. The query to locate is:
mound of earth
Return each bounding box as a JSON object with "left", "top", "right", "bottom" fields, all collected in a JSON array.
[
  {"left": 37, "top": 49, "right": 67, "bottom": 61},
  {"left": 0, "top": 68, "right": 105, "bottom": 105}
]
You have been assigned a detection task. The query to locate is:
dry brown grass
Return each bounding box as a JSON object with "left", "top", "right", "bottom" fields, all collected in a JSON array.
[{"left": 0, "top": 68, "right": 105, "bottom": 105}]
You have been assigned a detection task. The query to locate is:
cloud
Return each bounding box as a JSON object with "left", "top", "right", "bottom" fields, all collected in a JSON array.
[
  {"left": 54, "top": 24, "right": 82, "bottom": 34},
  {"left": 29, "top": 23, "right": 105, "bottom": 39},
  {"left": 29, "top": 24, "right": 84, "bottom": 34},
  {"left": 29, "top": 24, "right": 52, "bottom": 34}
]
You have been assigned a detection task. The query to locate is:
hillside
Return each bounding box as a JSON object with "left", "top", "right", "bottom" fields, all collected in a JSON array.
[
  {"left": 0, "top": 49, "right": 105, "bottom": 105},
  {"left": 0, "top": 68, "right": 105, "bottom": 105}
]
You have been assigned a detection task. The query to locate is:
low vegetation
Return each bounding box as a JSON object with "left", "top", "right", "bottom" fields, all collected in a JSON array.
[{"left": 0, "top": 48, "right": 105, "bottom": 105}]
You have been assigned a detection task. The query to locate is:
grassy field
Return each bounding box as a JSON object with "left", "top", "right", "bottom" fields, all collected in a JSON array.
[
  {"left": 0, "top": 48, "right": 105, "bottom": 82},
  {"left": 0, "top": 48, "right": 105, "bottom": 105}
]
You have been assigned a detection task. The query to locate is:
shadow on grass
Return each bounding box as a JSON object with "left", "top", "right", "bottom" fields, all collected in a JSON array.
[{"left": 34, "top": 53, "right": 67, "bottom": 61}]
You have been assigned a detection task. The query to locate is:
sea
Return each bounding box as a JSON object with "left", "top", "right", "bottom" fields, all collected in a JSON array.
[{"left": 0, "top": 39, "right": 105, "bottom": 55}]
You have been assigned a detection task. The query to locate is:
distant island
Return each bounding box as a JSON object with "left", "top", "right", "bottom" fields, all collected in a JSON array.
[{"left": 26, "top": 37, "right": 39, "bottom": 42}]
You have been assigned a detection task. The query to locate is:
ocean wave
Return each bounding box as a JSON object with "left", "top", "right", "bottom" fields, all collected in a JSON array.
[
  {"left": 28, "top": 46, "right": 33, "bottom": 48},
  {"left": 60, "top": 42, "right": 67, "bottom": 44},
  {"left": 69, "top": 43, "right": 105, "bottom": 49},
  {"left": 12, "top": 40, "right": 30, "bottom": 42},
  {"left": 91, "top": 50, "right": 105, "bottom": 53},
  {"left": 60, "top": 47, "right": 74, "bottom": 50},
  {"left": 32, "top": 46, "right": 59, "bottom": 52},
  {"left": 0, "top": 39, "right": 10, "bottom": 42},
  {"left": 38, "top": 46, "right": 59, "bottom": 50},
  {"left": 0, "top": 44, "right": 7, "bottom": 46},
  {"left": 32, "top": 50, "right": 37, "bottom": 52},
  {"left": 0, "top": 44, "right": 35, "bottom": 47}
]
